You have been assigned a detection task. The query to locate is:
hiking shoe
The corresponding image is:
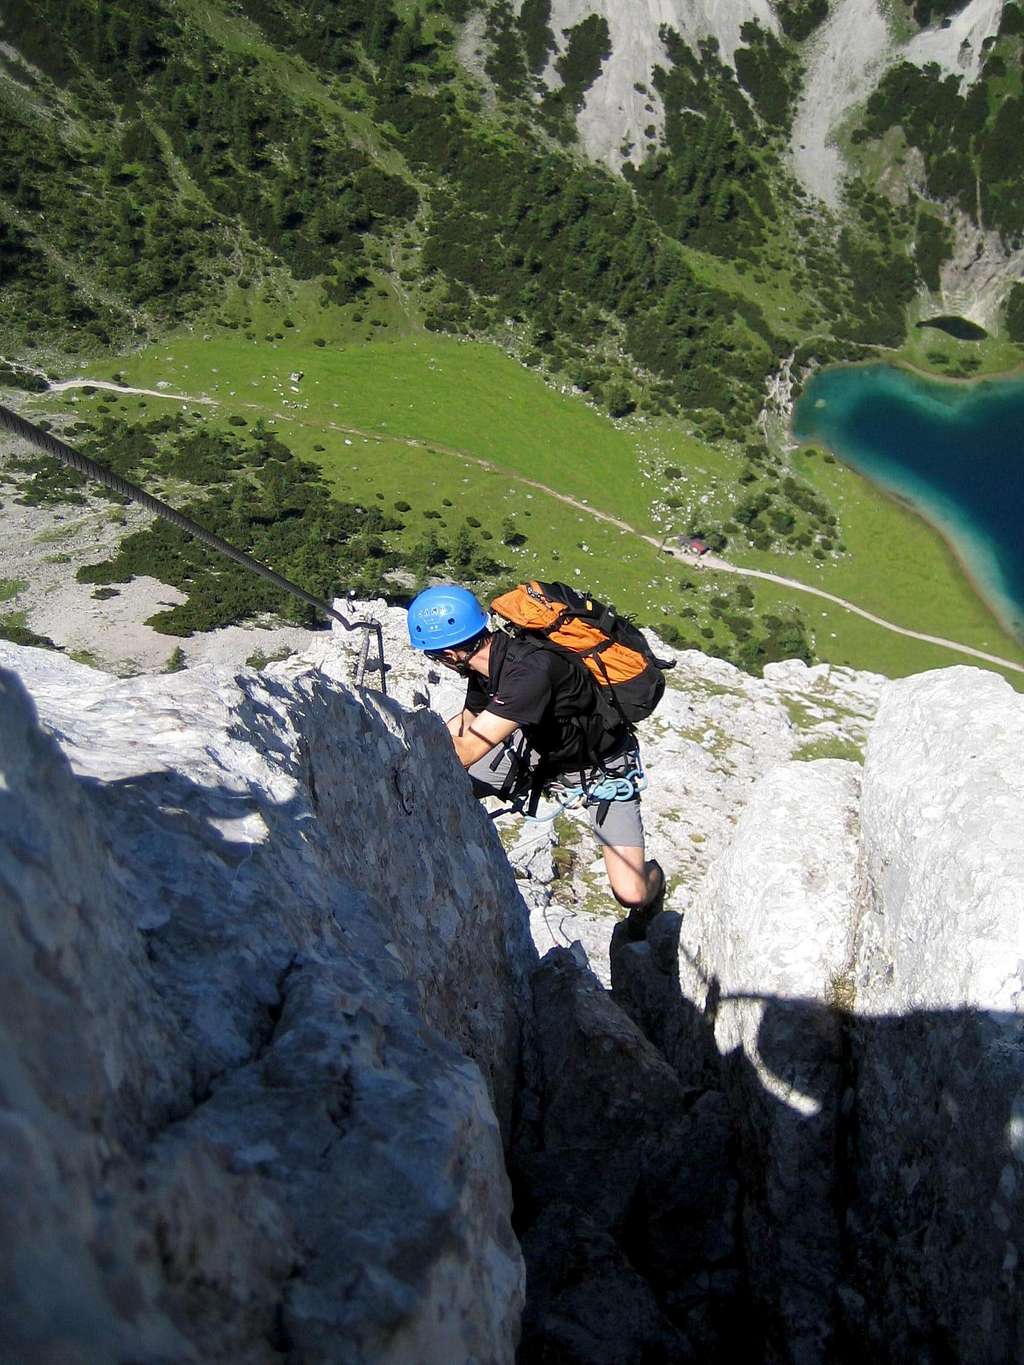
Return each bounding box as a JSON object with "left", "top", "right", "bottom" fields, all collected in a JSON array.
[{"left": 625, "top": 859, "right": 666, "bottom": 941}]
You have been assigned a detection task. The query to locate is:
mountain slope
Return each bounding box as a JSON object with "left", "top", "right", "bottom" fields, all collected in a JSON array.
[
  {"left": 2, "top": 0, "right": 994, "bottom": 423},
  {"left": 1, "top": 0, "right": 1023, "bottom": 678}
]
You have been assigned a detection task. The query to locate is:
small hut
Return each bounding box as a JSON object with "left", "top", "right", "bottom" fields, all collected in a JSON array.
[{"left": 679, "top": 535, "right": 708, "bottom": 556}]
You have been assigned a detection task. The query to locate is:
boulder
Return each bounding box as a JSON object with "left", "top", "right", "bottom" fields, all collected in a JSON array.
[
  {"left": 673, "top": 759, "right": 864, "bottom": 1363},
  {"left": 847, "top": 668, "right": 1024, "bottom": 1362},
  {"left": 0, "top": 645, "right": 533, "bottom": 1363}
]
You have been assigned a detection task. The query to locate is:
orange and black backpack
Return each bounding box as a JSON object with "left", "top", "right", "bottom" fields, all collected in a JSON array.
[{"left": 490, "top": 580, "right": 674, "bottom": 728}]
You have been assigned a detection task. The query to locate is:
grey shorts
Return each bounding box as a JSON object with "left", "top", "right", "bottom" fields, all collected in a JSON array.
[{"left": 468, "top": 733, "right": 646, "bottom": 849}]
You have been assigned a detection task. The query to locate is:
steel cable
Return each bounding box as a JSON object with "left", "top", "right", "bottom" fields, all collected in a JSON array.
[{"left": 0, "top": 401, "right": 386, "bottom": 693}]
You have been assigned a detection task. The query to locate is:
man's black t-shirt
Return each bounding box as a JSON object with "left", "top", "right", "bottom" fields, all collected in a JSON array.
[{"left": 464, "top": 633, "right": 625, "bottom": 773}]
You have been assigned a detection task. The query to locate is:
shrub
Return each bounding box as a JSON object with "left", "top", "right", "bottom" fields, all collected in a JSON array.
[
  {"left": 502, "top": 515, "right": 527, "bottom": 547},
  {"left": 1006, "top": 283, "right": 1024, "bottom": 343},
  {"left": 0, "top": 617, "right": 58, "bottom": 650},
  {"left": 604, "top": 383, "right": 636, "bottom": 418}
]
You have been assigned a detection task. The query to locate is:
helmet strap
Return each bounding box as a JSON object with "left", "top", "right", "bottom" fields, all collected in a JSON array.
[
  {"left": 461, "top": 629, "right": 491, "bottom": 671},
  {"left": 431, "top": 629, "right": 489, "bottom": 677}
]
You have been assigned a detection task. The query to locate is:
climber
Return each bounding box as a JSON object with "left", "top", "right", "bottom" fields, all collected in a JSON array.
[{"left": 407, "top": 583, "right": 665, "bottom": 938}]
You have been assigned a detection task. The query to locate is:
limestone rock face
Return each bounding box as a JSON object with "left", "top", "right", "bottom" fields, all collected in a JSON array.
[
  {"left": 849, "top": 667, "right": 1024, "bottom": 1364},
  {"left": 857, "top": 666, "right": 1024, "bottom": 1015},
  {"left": 514, "top": 945, "right": 747, "bottom": 1363},
  {"left": 540, "top": 0, "right": 777, "bottom": 170},
  {"left": 673, "top": 759, "right": 864, "bottom": 1364},
  {"left": 939, "top": 211, "right": 1024, "bottom": 331},
  {"left": 322, "top": 608, "right": 1024, "bottom": 1361},
  {"left": 0, "top": 643, "right": 533, "bottom": 1363},
  {"left": 9, "top": 594, "right": 1019, "bottom": 1365},
  {"left": 617, "top": 665, "right": 1024, "bottom": 1364}
]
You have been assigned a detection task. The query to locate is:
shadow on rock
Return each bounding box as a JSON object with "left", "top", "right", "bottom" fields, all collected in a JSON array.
[
  {"left": 606, "top": 917, "right": 1024, "bottom": 1365},
  {"left": 512, "top": 939, "right": 758, "bottom": 1363}
]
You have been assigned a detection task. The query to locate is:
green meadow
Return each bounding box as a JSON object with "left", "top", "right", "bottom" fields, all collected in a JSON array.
[
  {"left": 115, "top": 333, "right": 662, "bottom": 526},
  {"left": 893, "top": 314, "right": 1024, "bottom": 383},
  {"left": 730, "top": 439, "right": 1024, "bottom": 679},
  {"left": 32, "top": 327, "right": 1024, "bottom": 685}
]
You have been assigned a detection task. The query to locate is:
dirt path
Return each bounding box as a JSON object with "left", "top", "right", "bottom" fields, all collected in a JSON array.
[
  {"left": 37, "top": 378, "right": 1024, "bottom": 676},
  {"left": 683, "top": 554, "right": 1024, "bottom": 675},
  {"left": 47, "top": 378, "right": 218, "bottom": 404}
]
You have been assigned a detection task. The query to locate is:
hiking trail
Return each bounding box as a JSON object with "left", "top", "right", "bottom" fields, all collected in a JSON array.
[{"left": 34, "top": 379, "right": 1024, "bottom": 677}]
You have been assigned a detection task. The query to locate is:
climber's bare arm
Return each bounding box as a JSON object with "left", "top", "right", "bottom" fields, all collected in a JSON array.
[
  {"left": 450, "top": 709, "right": 520, "bottom": 767},
  {"left": 446, "top": 708, "right": 478, "bottom": 738}
]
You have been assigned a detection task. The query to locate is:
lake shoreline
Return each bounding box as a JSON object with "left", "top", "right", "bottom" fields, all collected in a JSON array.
[
  {"left": 790, "top": 362, "right": 1024, "bottom": 651},
  {"left": 804, "top": 439, "right": 1023, "bottom": 648},
  {"left": 865, "top": 480, "right": 1023, "bottom": 647},
  {"left": 795, "top": 354, "right": 1024, "bottom": 393},
  {"left": 894, "top": 357, "right": 1024, "bottom": 388}
]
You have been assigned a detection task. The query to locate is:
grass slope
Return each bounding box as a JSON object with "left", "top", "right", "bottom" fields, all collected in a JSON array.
[
  {"left": 119, "top": 334, "right": 657, "bottom": 526},
  {"left": 731, "top": 440, "right": 1024, "bottom": 672},
  {"left": 24, "top": 325, "right": 1024, "bottom": 685}
]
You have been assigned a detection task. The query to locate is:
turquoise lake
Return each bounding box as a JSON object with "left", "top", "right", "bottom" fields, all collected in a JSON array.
[{"left": 792, "top": 364, "right": 1024, "bottom": 644}]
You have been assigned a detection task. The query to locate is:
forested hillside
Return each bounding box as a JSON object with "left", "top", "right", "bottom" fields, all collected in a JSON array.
[
  {"left": 858, "top": 3, "right": 1024, "bottom": 244},
  {"left": 1, "top": 0, "right": 1023, "bottom": 676},
  {"left": 0, "top": 0, "right": 960, "bottom": 429}
]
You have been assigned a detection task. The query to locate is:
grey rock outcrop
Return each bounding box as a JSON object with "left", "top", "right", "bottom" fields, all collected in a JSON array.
[
  {"left": 514, "top": 944, "right": 747, "bottom": 1364},
  {"left": 857, "top": 666, "right": 1024, "bottom": 1015},
  {"left": 675, "top": 759, "right": 863, "bottom": 1365},
  {"left": 4, "top": 610, "right": 1021, "bottom": 1365},
  {"left": 613, "top": 666, "right": 1024, "bottom": 1363},
  {"left": 0, "top": 643, "right": 534, "bottom": 1363},
  {"left": 847, "top": 667, "right": 1024, "bottom": 1363},
  {"left": 537, "top": 0, "right": 777, "bottom": 171}
]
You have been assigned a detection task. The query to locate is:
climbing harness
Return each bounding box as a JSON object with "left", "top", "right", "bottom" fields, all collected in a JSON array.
[
  {"left": 0, "top": 402, "right": 387, "bottom": 694},
  {"left": 486, "top": 734, "right": 647, "bottom": 824},
  {"left": 526, "top": 761, "right": 648, "bottom": 824}
]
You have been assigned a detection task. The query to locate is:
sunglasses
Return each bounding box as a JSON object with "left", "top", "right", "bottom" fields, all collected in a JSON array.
[{"left": 424, "top": 648, "right": 473, "bottom": 675}]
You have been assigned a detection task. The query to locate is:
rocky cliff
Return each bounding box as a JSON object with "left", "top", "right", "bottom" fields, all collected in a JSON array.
[
  {"left": 533, "top": 0, "right": 1018, "bottom": 325},
  {"left": 614, "top": 662, "right": 1024, "bottom": 1362},
  {"left": 0, "top": 640, "right": 533, "bottom": 1363},
  {"left": 2, "top": 622, "right": 1022, "bottom": 1363}
]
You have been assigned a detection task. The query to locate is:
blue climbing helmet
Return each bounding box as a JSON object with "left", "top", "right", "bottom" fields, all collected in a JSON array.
[{"left": 407, "top": 584, "right": 489, "bottom": 651}]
